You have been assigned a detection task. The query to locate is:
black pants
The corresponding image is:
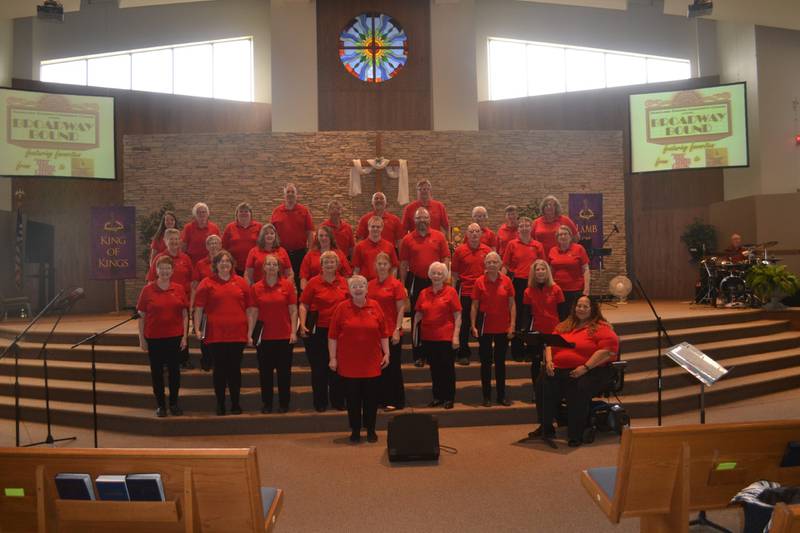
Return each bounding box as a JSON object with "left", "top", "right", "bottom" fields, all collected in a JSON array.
[
  {"left": 305, "top": 327, "right": 344, "bottom": 410},
  {"left": 380, "top": 340, "right": 405, "bottom": 408},
  {"left": 407, "top": 275, "right": 431, "bottom": 362},
  {"left": 478, "top": 333, "right": 509, "bottom": 400},
  {"left": 210, "top": 342, "right": 245, "bottom": 408},
  {"left": 343, "top": 376, "right": 379, "bottom": 432},
  {"left": 257, "top": 339, "right": 293, "bottom": 409},
  {"left": 146, "top": 336, "right": 182, "bottom": 408},
  {"left": 541, "top": 366, "right": 613, "bottom": 441},
  {"left": 511, "top": 277, "right": 532, "bottom": 359},
  {"left": 530, "top": 343, "right": 545, "bottom": 419},
  {"left": 458, "top": 293, "right": 473, "bottom": 360},
  {"left": 287, "top": 248, "right": 307, "bottom": 295},
  {"left": 558, "top": 290, "right": 584, "bottom": 321},
  {"left": 424, "top": 340, "right": 456, "bottom": 402}
]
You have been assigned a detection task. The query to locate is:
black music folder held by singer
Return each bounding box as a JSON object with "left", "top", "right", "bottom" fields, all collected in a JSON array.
[
  {"left": 305, "top": 310, "right": 319, "bottom": 334},
  {"left": 525, "top": 332, "right": 575, "bottom": 348},
  {"left": 251, "top": 320, "right": 263, "bottom": 347},
  {"left": 412, "top": 321, "right": 422, "bottom": 348}
]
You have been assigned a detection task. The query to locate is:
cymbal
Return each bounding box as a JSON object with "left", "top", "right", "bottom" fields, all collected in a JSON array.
[{"left": 759, "top": 241, "right": 779, "bottom": 248}]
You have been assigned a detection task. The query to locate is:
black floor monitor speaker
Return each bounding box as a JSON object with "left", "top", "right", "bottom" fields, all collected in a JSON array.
[{"left": 387, "top": 413, "right": 440, "bottom": 462}]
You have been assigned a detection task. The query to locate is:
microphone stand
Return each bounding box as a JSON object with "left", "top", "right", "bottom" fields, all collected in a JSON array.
[
  {"left": 71, "top": 312, "right": 141, "bottom": 448},
  {"left": 0, "top": 289, "right": 65, "bottom": 447},
  {"left": 633, "top": 279, "right": 672, "bottom": 427}
]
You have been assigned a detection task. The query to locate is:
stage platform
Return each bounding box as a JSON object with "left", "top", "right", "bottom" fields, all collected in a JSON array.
[{"left": 1, "top": 301, "right": 799, "bottom": 436}]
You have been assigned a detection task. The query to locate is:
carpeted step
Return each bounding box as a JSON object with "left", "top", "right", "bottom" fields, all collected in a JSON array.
[{"left": 619, "top": 319, "right": 790, "bottom": 353}]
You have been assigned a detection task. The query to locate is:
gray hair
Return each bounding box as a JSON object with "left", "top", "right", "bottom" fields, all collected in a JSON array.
[{"left": 428, "top": 261, "right": 449, "bottom": 278}]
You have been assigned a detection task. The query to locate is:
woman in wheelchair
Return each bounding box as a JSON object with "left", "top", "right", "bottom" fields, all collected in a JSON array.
[{"left": 536, "top": 295, "right": 619, "bottom": 447}]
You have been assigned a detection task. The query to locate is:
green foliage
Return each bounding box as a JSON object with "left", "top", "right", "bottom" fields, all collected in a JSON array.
[
  {"left": 517, "top": 199, "right": 542, "bottom": 220},
  {"left": 138, "top": 202, "right": 176, "bottom": 263},
  {"left": 745, "top": 263, "right": 800, "bottom": 302},
  {"left": 680, "top": 219, "right": 716, "bottom": 262}
]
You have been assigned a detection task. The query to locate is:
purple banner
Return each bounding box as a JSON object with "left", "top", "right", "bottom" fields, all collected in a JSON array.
[
  {"left": 90, "top": 206, "right": 137, "bottom": 280},
  {"left": 568, "top": 193, "right": 603, "bottom": 269}
]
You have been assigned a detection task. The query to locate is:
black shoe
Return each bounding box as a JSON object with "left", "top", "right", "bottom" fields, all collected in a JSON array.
[
  {"left": 155, "top": 406, "right": 167, "bottom": 418},
  {"left": 181, "top": 359, "right": 194, "bottom": 370},
  {"left": 349, "top": 431, "right": 361, "bottom": 443},
  {"left": 443, "top": 401, "right": 454, "bottom": 409},
  {"left": 277, "top": 406, "right": 289, "bottom": 413},
  {"left": 333, "top": 404, "right": 346, "bottom": 412},
  {"left": 482, "top": 398, "right": 492, "bottom": 407},
  {"left": 414, "top": 359, "right": 425, "bottom": 367},
  {"left": 216, "top": 405, "right": 226, "bottom": 416},
  {"left": 230, "top": 405, "right": 243, "bottom": 415},
  {"left": 457, "top": 357, "right": 470, "bottom": 366},
  {"left": 498, "top": 398, "right": 512, "bottom": 407},
  {"left": 200, "top": 355, "right": 212, "bottom": 372},
  {"left": 568, "top": 439, "right": 582, "bottom": 447},
  {"left": 169, "top": 404, "right": 183, "bottom": 416},
  {"left": 315, "top": 406, "right": 327, "bottom": 413},
  {"left": 366, "top": 431, "right": 378, "bottom": 443},
  {"left": 528, "top": 425, "right": 554, "bottom": 439},
  {"left": 428, "top": 399, "right": 443, "bottom": 408},
  {"left": 261, "top": 404, "right": 273, "bottom": 414}
]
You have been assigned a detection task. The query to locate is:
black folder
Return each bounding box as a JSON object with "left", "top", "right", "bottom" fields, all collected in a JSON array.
[
  {"left": 525, "top": 332, "right": 575, "bottom": 348},
  {"left": 472, "top": 311, "right": 486, "bottom": 338},
  {"left": 251, "top": 320, "right": 263, "bottom": 347},
  {"left": 198, "top": 311, "right": 207, "bottom": 341},
  {"left": 412, "top": 321, "right": 422, "bottom": 348},
  {"left": 305, "top": 310, "right": 319, "bottom": 335}
]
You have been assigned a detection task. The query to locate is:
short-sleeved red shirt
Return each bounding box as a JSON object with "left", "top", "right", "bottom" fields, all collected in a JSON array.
[
  {"left": 137, "top": 282, "right": 188, "bottom": 339},
  {"left": 150, "top": 237, "right": 166, "bottom": 255},
  {"left": 146, "top": 251, "right": 194, "bottom": 297},
  {"left": 193, "top": 274, "right": 253, "bottom": 344},
  {"left": 271, "top": 203, "right": 314, "bottom": 251},
  {"left": 321, "top": 219, "right": 355, "bottom": 254},
  {"left": 245, "top": 247, "right": 292, "bottom": 283},
  {"left": 222, "top": 221, "right": 262, "bottom": 271},
  {"left": 548, "top": 243, "right": 589, "bottom": 292},
  {"left": 523, "top": 284, "right": 565, "bottom": 334},
  {"left": 328, "top": 299, "right": 387, "bottom": 378},
  {"left": 299, "top": 274, "right": 349, "bottom": 328},
  {"left": 299, "top": 248, "right": 351, "bottom": 280},
  {"left": 502, "top": 238, "right": 546, "bottom": 279},
  {"left": 356, "top": 210, "right": 403, "bottom": 243},
  {"left": 552, "top": 322, "right": 619, "bottom": 369},
  {"left": 415, "top": 285, "right": 461, "bottom": 341},
  {"left": 399, "top": 229, "right": 451, "bottom": 279},
  {"left": 352, "top": 238, "right": 399, "bottom": 280},
  {"left": 192, "top": 257, "right": 213, "bottom": 283},
  {"left": 250, "top": 277, "right": 297, "bottom": 340},
  {"left": 452, "top": 242, "right": 491, "bottom": 297},
  {"left": 471, "top": 274, "right": 515, "bottom": 335},
  {"left": 367, "top": 276, "right": 406, "bottom": 336},
  {"left": 480, "top": 227, "right": 498, "bottom": 250},
  {"left": 181, "top": 220, "right": 221, "bottom": 264},
  {"left": 497, "top": 223, "right": 519, "bottom": 256},
  {"left": 533, "top": 215, "right": 579, "bottom": 255},
  {"left": 401, "top": 199, "right": 450, "bottom": 233}
]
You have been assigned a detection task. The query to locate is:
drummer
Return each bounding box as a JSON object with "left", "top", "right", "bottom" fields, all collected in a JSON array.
[{"left": 723, "top": 233, "right": 750, "bottom": 263}]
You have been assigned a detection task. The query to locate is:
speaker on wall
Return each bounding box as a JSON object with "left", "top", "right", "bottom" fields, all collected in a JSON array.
[{"left": 387, "top": 413, "right": 440, "bottom": 462}]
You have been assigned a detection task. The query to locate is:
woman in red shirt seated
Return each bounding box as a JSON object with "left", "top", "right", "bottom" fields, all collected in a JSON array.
[
  {"left": 299, "top": 251, "right": 349, "bottom": 412},
  {"left": 329, "top": 275, "right": 390, "bottom": 443},
  {"left": 367, "top": 252, "right": 407, "bottom": 411},
  {"left": 222, "top": 202, "right": 262, "bottom": 277},
  {"left": 137, "top": 255, "right": 189, "bottom": 417},
  {"left": 414, "top": 261, "right": 462, "bottom": 409},
  {"left": 245, "top": 223, "right": 293, "bottom": 285},
  {"left": 248, "top": 255, "right": 298, "bottom": 414},
  {"left": 537, "top": 295, "right": 619, "bottom": 447},
  {"left": 299, "top": 225, "right": 352, "bottom": 290},
  {"left": 149, "top": 210, "right": 179, "bottom": 265},
  {"left": 193, "top": 250, "right": 254, "bottom": 416},
  {"left": 548, "top": 225, "right": 590, "bottom": 321},
  {"left": 470, "top": 251, "right": 515, "bottom": 407},
  {"left": 532, "top": 195, "right": 578, "bottom": 256}
]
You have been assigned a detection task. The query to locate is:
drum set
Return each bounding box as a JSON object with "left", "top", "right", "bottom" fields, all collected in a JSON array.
[{"left": 695, "top": 241, "right": 781, "bottom": 308}]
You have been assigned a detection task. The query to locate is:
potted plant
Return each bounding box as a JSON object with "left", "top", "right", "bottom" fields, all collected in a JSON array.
[
  {"left": 680, "top": 219, "right": 716, "bottom": 263},
  {"left": 745, "top": 263, "right": 800, "bottom": 310}
]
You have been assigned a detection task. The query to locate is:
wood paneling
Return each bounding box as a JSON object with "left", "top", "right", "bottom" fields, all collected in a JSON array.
[{"left": 317, "top": 0, "right": 432, "bottom": 131}]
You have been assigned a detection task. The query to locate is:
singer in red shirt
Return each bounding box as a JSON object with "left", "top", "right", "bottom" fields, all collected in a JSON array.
[
  {"left": 472, "top": 206, "right": 497, "bottom": 250},
  {"left": 222, "top": 202, "right": 262, "bottom": 276},
  {"left": 299, "top": 226, "right": 351, "bottom": 290},
  {"left": 321, "top": 199, "right": 355, "bottom": 258},
  {"left": 532, "top": 195, "right": 578, "bottom": 256},
  {"left": 149, "top": 210, "right": 179, "bottom": 265},
  {"left": 181, "top": 202, "right": 221, "bottom": 264},
  {"left": 356, "top": 192, "right": 403, "bottom": 247},
  {"left": 190, "top": 234, "right": 221, "bottom": 309},
  {"left": 147, "top": 229, "right": 194, "bottom": 299},
  {"left": 497, "top": 205, "right": 520, "bottom": 257},
  {"left": 548, "top": 225, "right": 590, "bottom": 320},
  {"left": 451, "top": 223, "right": 491, "bottom": 366},
  {"left": 401, "top": 179, "right": 450, "bottom": 234},
  {"left": 245, "top": 223, "right": 293, "bottom": 284},
  {"left": 352, "top": 216, "right": 398, "bottom": 280},
  {"left": 271, "top": 183, "right": 314, "bottom": 292}
]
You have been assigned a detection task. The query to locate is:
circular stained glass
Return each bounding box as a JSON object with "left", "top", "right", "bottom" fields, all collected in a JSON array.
[{"left": 339, "top": 12, "right": 408, "bottom": 83}]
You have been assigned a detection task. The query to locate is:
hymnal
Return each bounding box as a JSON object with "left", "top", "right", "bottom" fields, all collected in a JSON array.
[
  {"left": 95, "top": 475, "right": 130, "bottom": 501},
  {"left": 125, "top": 473, "right": 165, "bottom": 501},
  {"left": 55, "top": 473, "right": 95, "bottom": 500}
]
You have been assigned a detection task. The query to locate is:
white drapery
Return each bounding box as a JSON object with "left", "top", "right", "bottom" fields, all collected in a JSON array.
[{"left": 349, "top": 159, "right": 409, "bottom": 205}]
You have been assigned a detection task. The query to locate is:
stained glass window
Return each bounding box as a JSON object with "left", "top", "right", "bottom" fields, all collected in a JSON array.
[{"left": 339, "top": 13, "right": 408, "bottom": 83}]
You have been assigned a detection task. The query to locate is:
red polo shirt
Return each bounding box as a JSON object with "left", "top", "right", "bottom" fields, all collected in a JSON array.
[
  {"left": 548, "top": 243, "right": 589, "bottom": 292},
  {"left": 497, "top": 223, "right": 519, "bottom": 256},
  {"left": 299, "top": 274, "right": 349, "bottom": 328},
  {"left": 533, "top": 215, "right": 579, "bottom": 255},
  {"left": 322, "top": 219, "right": 355, "bottom": 254},
  {"left": 523, "top": 284, "right": 565, "bottom": 334},
  {"left": 471, "top": 274, "right": 515, "bottom": 335},
  {"left": 480, "top": 227, "right": 498, "bottom": 249},
  {"left": 328, "top": 299, "right": 387, "bottom": 378},
  {"left": 399, "top": 229, "right": 450, "bottom": 279},
  {"left": 415, "top": 285, "right": 461, "bottom": 341},
  {"left": 245, "top": 247, "right": 292, "bottom": 283},
  {"left": 271, "top": 203, "right": 314, "bottom": 251},
  {"left": 222, "top": 221, "right": 262, "bottom": 271},
  {"left": 137, "top": 282, "right": 188, "bottom": 339},
  {"left": 150, "top": 237, "right": 166, "bottom": 256},
  {"left": 181, "top": 220, "right": 220, "bottom": 264},
  {"left": 193, "top": 274, "right": 253, "bottom": 344},
  {"left": 146, "top": 251, "right": 194, "bottom": 297},
  {"left": 192, "top": 257, "right": 212, "bottom": 283},
  {"left": 401, "top": 199, "right": 450, "bottom": 233},
  {"left": 352, "top": 238, "right": 399, "bottom": 280},
  {"left": 552, "top": 322, "right": 619, "bottom": 369},
  {"left": 299, "top": 248, "right": 352, "bottom": 280},
  {"left": 250, "top": 277, "right": 297, "bottom": 340},
  {"left": 368, "top": 276, "right": 406, "bottom": 336},
  {"left": 356, "top": 210, "right": 403, "bottom": 243},
  {"left": 502, "top": 238, "right": 546, "bottom": 279},
  {"left": 452, "top": 242, "right": 492, "bottom": 297}
]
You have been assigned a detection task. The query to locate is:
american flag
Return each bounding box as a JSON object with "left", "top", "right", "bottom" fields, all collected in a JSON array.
[{"left": 14, "top": 209, "right": 24, "bottom": 289}]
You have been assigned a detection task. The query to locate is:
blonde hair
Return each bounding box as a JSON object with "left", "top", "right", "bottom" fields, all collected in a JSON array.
[
  {"left": 528, "top": 259, "right": 555, "bottom": 289},
  {"left": 540, "top": 195, "right": 563, "bottom": 217},
  {"left": 320, "top": 250, "right": 340, "bottom": 267}
]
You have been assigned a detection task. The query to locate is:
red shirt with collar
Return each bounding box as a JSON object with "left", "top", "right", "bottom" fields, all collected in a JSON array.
[
  {"left": 137, "top": 281, "right": 188, "bottom": 339},
  {"left": 502, "top": 238, "right": 546, "bottom": 279},
  {"left": 401, "top": 199, "right": 450, "bottom": 233},
  {"left": 352, "top": 238, "right": 399, "bottom": 280},
  {"left": 471, "top": 274, "right": 515, "bottom": 334},
  {"left": 552, "top": 322, "right": 619, "bottom": 369},
  {"left": 222, "top": 221, "right": 262, "bottom": 271},
  {"left": 193, "top": 274, "right": 253, "bottom": 344},
  {"left": 533, "top": 215, "right": 578, "bottom": 255},
  {"left": 452, "top": 242, "right": 492, "bottom": 297},
  {"left": 322, "top": 219, "right": 355, "bottom": 254},
  {"left": 150, "top": 237, "right": 166, "bottom": 256},
  {"left": 356, "top": 210, "right": 404, "bottom": 243},
  {"left": 497, "top": 223, "right": 519, "bottom": 256},
  {"left": 523, "top": 283, "right": 565, "bottom": 334},
  {"left": 299, "top": 248, "right": 352, "bottom": 280},
  {"left": 192, "top": 257, "right": 213, "bottom": 283},
  {"left": 328, "top": 299, "right": 387, "bottom": 378},
  {"left": 146, "top": 251, "right": 194, "bottom": 297},
  {"left": 271, "top": 203, "right": 314, "bottom": 251},
  {"left": 415, "top": 285, "right": 461, "bottom": 341},
  {"left": 548, "top": 243, "right": 589, "bottom": 292},
  {"left": 250, "top": 277, "right": 297, "bottom": 340},
  {"left": 181, "top": 220, "right": 221, "bottom": 264},
  {"left": 368, "top": 275, "right": 406, "bottom": 336},
  {"left": 245, "top": 247, "right": 292, "bottom": 283},
  {"left": 399, "top": 229, "right": 451, "bottom": 279},
  {"left": 299, "top": 274, "right": 349, "bottom": 328},
  {"left": 480, "top": 227, "right": 498, "bottom": 250}
]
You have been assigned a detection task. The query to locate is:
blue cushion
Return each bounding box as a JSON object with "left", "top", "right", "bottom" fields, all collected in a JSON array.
[
  {"left": 261, "top": 487, "right": 278, "bottom": 518},
  {"left": 587, "top": 466, "right": 617, "bottom": 500}
]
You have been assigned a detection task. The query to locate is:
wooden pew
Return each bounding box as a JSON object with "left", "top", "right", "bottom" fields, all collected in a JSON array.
[
  {"left": 0, "top": 447, "right": 283, "bottom": 533},
  {"left": 581, "top": 420, "right": 800, "bottom": 533},
  {"left": 770, "top": 503, "right": 800, "bottom": 533}
]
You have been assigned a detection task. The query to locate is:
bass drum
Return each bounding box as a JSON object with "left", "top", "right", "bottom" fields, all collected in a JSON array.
[{"left": 719, "top": 274, "right": 747, "bottom": 306}]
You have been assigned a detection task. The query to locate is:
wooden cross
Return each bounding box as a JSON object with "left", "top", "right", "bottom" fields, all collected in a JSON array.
[{"left": 355, "top": 132, "right": 400, "bottom": 193}]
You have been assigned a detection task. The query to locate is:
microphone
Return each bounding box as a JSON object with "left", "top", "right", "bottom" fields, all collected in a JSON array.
[
  {"left": 54, "top": 287, "right": 85, "bottom": 309},
  {"left": 130, "top": 310, "right": 141, "bottom": 319}
]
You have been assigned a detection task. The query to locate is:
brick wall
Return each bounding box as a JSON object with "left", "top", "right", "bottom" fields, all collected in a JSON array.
[{"left": 124, "top": 130, "right": 625, "bottom": 303}]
